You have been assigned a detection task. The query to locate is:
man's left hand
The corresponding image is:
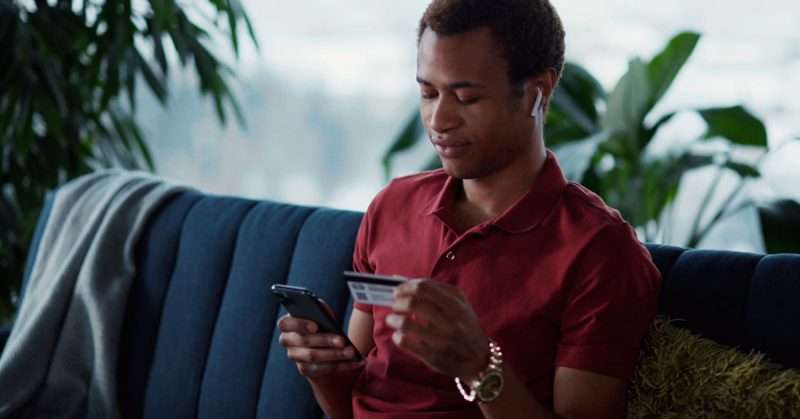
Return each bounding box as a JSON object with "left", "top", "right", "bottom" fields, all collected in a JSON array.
[{"left": 386, "top": 279, "right": 489, "bottom": 381}]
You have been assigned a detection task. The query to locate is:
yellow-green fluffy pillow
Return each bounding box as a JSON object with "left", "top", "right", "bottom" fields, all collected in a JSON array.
[{"left": 627, "top": 318, "right": 800, "bottom": 418}]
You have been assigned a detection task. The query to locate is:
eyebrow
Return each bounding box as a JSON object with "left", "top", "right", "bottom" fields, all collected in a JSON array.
[{"left": 416, "top": 76, "right": 485, "bottom": 90}]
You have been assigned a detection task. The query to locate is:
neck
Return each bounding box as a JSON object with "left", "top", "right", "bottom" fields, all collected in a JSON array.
[{"left": 458, "top": 147, "right": 547, "bottom": 220}]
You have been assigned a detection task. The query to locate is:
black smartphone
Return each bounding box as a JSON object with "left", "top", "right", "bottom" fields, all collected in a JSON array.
[{"left": 270, "top": 284, "right": 361, "bottom": 360}]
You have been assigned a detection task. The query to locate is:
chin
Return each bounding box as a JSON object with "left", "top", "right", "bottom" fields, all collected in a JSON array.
[{"left": 441, "top": 161, "right": 479, "bottom": 180}]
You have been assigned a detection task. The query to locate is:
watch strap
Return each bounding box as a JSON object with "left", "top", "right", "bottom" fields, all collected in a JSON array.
[{"left": 455, "top": 339, "right": 504, "bottom": 403}]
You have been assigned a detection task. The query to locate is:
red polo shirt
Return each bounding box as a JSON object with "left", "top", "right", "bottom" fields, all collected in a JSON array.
[{"left": 350, "top": 151, "right": 661, "bottom": 418}]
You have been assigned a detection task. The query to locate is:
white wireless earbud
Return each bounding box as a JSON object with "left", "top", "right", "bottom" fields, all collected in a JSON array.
[{"left": 531, "top": 88, "right": 543, "bottom": 117}]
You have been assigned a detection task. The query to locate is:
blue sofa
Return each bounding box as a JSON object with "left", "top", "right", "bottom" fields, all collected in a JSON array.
[{"left": 1, "top": 189, "right": 799, "bottom": 418}]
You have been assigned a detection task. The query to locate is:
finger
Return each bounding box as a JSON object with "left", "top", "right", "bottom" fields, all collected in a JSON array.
[
  {"left": 278, "top": 315, "right": 319, "bottom": 334},
  {"left": 385, "top": 303, "right": 448, "bottom": 335},
  {"left": 297, "top": 359, "right": 364, "bottom": 378},
  {"left": 394, "top": 279, "right": 463, "bottom": 303},
  {"left": 390, "top": 331, "right": 451, "bottom": 376},
  {"left": 386, "top": 314, "right": 455, "bottom": 358},
  {"left": 392, "top": 330, "right": 467, "bottom": 378},
  {"left": 279, "top": 332, "right": 348, "bottom": 349},
  {"left": 287, "top": 346, "right": 358, "bottom": 364},
  {"left": 391, "top": 329, "right": 430, "bottom": 355},
  {"left": 392, "top": 280, "right": 439, "bottom": 312},
  {"left": 393, "top": 280, "right": 464, "bottom": 313},
  {"left": 392, "top": 294, "right": 430, "bottom": 316},
  {"left": 316, "top": 298, "right": 338, "bottom": 322},
  {"left": 417, "top": 279, "right": 466, "bottom": 303}
]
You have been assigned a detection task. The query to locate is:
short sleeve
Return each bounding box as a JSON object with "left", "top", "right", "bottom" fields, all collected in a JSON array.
[
  {"left": 352, "top": 202, "right": 375, "bottom": 314},
  {"left": 555, "top": 222, "right": 661, "bottom": 380}
]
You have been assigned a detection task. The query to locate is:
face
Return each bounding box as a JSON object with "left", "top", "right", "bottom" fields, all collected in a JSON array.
[{"left": 417, "top": 26, "right": 536, "bottom": 180}]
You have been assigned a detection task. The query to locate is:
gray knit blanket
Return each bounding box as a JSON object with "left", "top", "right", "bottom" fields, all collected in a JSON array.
[{"left": 0, "top": 170, "right": 188, "bottom": 418}]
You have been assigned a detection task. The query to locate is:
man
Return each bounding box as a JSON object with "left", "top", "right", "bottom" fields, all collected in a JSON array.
[{"left": 278, "top": 1, "right": 661, "bottom": 418}]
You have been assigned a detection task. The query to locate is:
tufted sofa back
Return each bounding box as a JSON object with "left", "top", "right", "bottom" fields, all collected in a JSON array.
[{"left": 14, "top": 190, "right": 800, "bottom": 419}]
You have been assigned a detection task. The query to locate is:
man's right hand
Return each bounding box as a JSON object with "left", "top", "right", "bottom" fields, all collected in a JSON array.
[{"left": 277, "top": 314, "right": 364, "bottom": 380}]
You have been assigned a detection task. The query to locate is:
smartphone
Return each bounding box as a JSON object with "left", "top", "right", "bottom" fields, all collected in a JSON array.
[{"left": 270, "top": 284, "right": 361, "bottom": 360}]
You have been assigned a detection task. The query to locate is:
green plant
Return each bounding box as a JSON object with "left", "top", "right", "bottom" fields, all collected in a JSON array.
[
  {"left": 757, "top": 197, "right": 800, "bottom": 254},
  {"left": 0, "top": 0, "right": 257, "bottom": 322},
  {"left": 383, "top": 31, "right": 799, "bottom": 252}
]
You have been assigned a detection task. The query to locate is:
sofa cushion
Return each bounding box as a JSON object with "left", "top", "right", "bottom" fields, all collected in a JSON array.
[
  {"left": 257, "top": 207, "right": 362, "bottom": 419},
  {"left": 657, "top": 249, "right": 762, "bottom": 350},
  {"left": 118, "top": 191, "right": 203, "bottom": 418},
  {"left": 628, "top": 318, "right": 800, "bottom": 418},
  {"left": 746, "top": 254, "right": 800, "bottom": 368},
  {"left": 651, "top": 247, "right": 800, "bottom": 369},
  {"left": 115, "top": 194, "right": 361, "bottom": 419}
]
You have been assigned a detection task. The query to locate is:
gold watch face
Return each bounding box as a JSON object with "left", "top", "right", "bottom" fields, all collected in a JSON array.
[{"left": 476, "top": 370, "right": 504, "bottom": 402}]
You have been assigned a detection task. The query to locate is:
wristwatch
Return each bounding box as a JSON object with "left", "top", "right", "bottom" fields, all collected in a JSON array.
[{"left": 455, "top": 339, "right": 504, "bottom": 403}]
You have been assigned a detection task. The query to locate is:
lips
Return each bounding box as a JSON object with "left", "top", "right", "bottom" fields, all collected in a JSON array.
[{"left": 432, "top": 138, "right": 470, "bottom": 159}]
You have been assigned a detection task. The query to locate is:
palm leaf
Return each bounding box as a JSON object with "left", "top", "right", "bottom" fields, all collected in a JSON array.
[{"left": 699, "top": 106, "right": 768, "bottom": 148}]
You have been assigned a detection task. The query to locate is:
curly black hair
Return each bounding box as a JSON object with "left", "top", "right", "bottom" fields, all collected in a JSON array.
[{"left": 418, "top": 0, "right": 566, "bottom": 86}]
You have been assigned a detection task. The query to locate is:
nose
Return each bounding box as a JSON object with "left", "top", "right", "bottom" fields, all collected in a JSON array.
[{"left": 426, "top": 96, "right": 461, "bottom": 133}]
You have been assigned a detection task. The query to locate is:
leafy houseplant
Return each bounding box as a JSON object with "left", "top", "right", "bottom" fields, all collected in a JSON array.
[
  {"left": 0, "top": 0, "right": 257, "bottom": 322},
  {"left": 383, "top": 31, "right": 799, "bottom": 252}
]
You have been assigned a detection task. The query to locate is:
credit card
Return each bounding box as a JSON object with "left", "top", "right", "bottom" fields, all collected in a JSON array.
[{"left": 344, "top": 271, "right": 406, "bottom": 307}]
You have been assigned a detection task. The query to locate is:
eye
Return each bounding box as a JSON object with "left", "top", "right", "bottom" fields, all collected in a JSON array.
[
  {"left": 457, "top": 96, "right": 481, "bottom": 105},
  {"left": 420, "top": 89, "right": 438, "bottom": 100}
]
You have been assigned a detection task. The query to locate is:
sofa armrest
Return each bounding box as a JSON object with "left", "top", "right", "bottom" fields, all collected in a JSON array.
[{"left": 0, "top": 325, "right": 11, "bottom": 356}]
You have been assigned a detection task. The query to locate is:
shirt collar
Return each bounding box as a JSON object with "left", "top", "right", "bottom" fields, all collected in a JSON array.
[{"left": 424, "top": 150, "right": 568, "bottom": 234}]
